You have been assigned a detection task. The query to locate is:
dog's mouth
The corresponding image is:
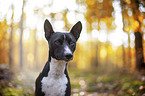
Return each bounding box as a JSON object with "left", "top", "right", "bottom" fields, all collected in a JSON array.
[
  {"left": 54, "top": 54, "right": 73, "bottom": 62},
  {"left": 64, "top": 57, "right": 73, "bottom": 62}
]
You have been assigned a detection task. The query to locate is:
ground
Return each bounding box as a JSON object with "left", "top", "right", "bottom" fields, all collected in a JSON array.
[{"left": 0, "top": 65, "right": 145, "bottom": 96}]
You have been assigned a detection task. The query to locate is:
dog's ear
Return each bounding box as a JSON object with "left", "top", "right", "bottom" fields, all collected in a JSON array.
[
  {"left": 44, "top": 19, "right": 54, "bottom": 41},
  {"left": 70, "top": 21, "right": 82, "bottom": 41}
]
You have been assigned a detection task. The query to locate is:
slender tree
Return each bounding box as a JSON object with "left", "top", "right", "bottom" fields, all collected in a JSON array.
[
  {"left": 20, "top": 0, "right": 25, "bottom": 68},
  {"left": 9, "top": 4, "right": 14, "bottom": 67},
  {"left": 34, "top": 29, "right": 38, "bottom": 69}
]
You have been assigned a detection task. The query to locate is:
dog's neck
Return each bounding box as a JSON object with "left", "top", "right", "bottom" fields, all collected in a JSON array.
[{"left": 49, "top": 57, "right": 67, "bottom": 79}]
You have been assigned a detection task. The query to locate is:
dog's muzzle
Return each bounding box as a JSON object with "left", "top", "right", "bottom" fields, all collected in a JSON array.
[{"left": 64, "top": 53, "right": 73, "bottom": 62}]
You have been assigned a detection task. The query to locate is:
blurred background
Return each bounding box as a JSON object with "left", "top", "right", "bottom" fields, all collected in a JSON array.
[{"left": 0, "top": 0, "right": 145, "bottom": 96}]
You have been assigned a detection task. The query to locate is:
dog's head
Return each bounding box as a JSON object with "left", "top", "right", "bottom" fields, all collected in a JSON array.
[{"left": 44, "top": 19, "right": 82, "bottom": 62}]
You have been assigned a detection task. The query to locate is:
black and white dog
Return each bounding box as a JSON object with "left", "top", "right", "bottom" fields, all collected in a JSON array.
[{"left": 35, "top": 19, "right": 82, "bottom": 96}]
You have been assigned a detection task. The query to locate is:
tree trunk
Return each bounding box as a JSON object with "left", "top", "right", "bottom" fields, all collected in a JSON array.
[
  {"left": 34, "top": 29, "right": 38, "bottom": 69},
  {"left": 20, "top": 0, "right": 25, "bottom": 68},
  {"left": 9, "top": 4, "right": 14, "bottom": 67},
  {"left": 122, "top": 44, "right": 126, "bottom": 68},
  {"left": 128, "top": 34, "right": 131, "bottom": 69},
  {"left": 135, "top": 31, "right": 144, "bottom": 70},
  {"left": 131, "top": 0, "right": 145, "bottom": 70},
  {"left": 120, "top": 0, "right": 127, "bottom": 68}
]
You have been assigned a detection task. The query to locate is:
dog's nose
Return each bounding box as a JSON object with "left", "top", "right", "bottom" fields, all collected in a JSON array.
[{"left": 65, "top": 53, "right": 73, "bottom": 60}]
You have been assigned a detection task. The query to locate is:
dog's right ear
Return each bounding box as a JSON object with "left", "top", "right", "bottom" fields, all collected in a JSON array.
[{"left": 44, "top": 19, "right": 54, "bottom": 41}]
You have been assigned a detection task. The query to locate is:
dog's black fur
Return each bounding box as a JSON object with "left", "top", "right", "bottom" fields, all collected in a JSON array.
[{"left": 35, "top": 19, "right": 82, "bottom": 96}]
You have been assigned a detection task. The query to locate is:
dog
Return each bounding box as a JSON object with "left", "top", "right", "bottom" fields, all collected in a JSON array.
[{"left": 35, "top": 19, "right": 82, "bottom": 96}]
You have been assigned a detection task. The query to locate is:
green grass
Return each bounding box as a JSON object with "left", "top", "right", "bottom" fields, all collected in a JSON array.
[
  {"left": 70, "top": 67, "right": 145, "bottom": 96},
  {"left": 0, "top": 67, "right": 145, "bottom": 96}
]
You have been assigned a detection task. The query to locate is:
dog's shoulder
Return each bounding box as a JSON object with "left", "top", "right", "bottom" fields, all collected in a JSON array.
[
  {"left": 35, "top": 61, "right": 50, "bottom": 96},
  {"left": 36, "top": 61, "right": 50, "bottom": 83},
  {"left": 41, "top": 61, "right": 50, "bottom": 76}
]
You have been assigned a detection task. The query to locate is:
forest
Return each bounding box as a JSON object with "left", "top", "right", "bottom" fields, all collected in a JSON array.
[{"left": 0, "top": 0, "right": 145, "bottom": 95}]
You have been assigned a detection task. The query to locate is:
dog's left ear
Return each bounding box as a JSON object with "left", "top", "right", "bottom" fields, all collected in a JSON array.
[{"left": 70, "top": 21, "right": 82, "bottom": 41}]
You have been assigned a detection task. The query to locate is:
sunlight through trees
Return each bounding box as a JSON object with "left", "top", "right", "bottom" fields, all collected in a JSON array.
[
  {"left": 0, "top": 0, "right": 145, "bottom": 96},
  {"left": 0, "top": 0, "right": 145, "bottom": 74}
]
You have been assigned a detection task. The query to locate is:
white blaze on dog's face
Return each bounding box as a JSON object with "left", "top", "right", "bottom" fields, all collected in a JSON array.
[
  {"left": 64, "top": 34, "right": 72, "bottom": 55},
  {"left": 44, "top": 19, "right": 82, "bottom": 62},
  {"left": 64, "top": 45, "right": 72, "bottom": 55}
]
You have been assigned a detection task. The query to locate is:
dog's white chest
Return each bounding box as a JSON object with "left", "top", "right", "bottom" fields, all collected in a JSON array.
[
  {"left": 41, "top": 74, "right": 67, "bottom": 96},
  {"left": 41, "top": 58, "right": 68, "bottom": 96}
]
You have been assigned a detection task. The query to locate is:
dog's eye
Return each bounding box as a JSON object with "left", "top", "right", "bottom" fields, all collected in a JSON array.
[
  {"left": 70, "top": 41, "right": 75, "bottom": 45},
  {"left": 55, "top": 40, "right": 62, "bottom": 45}
]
